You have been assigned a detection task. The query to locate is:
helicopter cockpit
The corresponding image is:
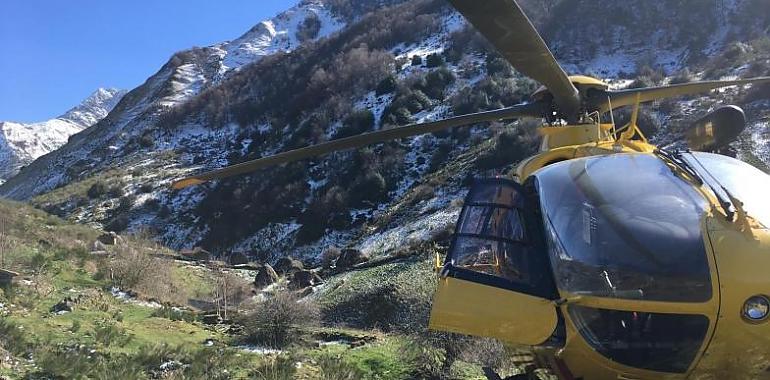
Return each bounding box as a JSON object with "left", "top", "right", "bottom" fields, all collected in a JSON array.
[
  {"left": 534, "top": 153, "right": 714, "bottom": 373},
  {"left": 536, "top": 153, "right": 712, "bottom": 302},
  {"left": 432, "top": 151, "right": 770, "bottom": 377}
]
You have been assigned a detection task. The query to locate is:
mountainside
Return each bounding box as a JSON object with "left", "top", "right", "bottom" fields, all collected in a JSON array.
[
  {"left": 0, "top": 88, "right": 126, "bottom": 183},
  {"left": 2, "top": 0, "right": 770, "bottom": 266}
]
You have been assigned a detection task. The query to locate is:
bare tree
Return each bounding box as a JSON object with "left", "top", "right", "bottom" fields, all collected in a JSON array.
[
  {"left": 212, "top": 266, "right": 250, "bottom": 320},
  {"left": 0, "top": 215, "right": 9, "bottom": 268}
]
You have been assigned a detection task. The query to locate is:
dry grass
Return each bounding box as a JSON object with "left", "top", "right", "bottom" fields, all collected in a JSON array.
[
  {"left": 102, "top": 239, "right": 186, "bottom": 305},
  {"left": 241, "top": 291, "right": 320, "bottom": 348}
]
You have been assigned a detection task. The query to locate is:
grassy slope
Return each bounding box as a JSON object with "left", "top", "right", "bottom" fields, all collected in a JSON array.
[
  {"left": 0, "top": 199, "right": 234, "bottom": 378},
  {"left": 0, "top": 199, "right": 499, "bottom": 379}
]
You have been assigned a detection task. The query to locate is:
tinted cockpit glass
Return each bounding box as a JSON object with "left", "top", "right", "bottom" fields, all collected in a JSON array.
[
  {"left": 569, "top": 306, "right": 709, "bottom": 373},
  {"left": 689, "top": 152, "right": 770, "bottom": 228},
  {"left": 536, "top": 154, "right": 712, "bottom": 302}
]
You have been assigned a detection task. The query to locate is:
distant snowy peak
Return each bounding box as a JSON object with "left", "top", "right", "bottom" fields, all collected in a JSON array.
[
  {"left": 60, "top": 88, "right": 127, "bottom": 127},
  {"left": 216, "top": 0, "right": 345, "bottom": 75},
  {"left": 0, "top": 87, "right": 126, "bottom": 181}
]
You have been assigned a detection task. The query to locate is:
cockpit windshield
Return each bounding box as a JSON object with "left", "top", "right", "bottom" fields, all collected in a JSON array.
[
  {"left": 535, "top": 154, "right": 712, "bottom": 302},
  {"left": 688, "top": 152, "right": 770, "bottom": 228}
]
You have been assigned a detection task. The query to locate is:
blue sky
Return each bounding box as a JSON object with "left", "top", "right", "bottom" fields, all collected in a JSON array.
[{"left": 0, "top": 0, "right": 298, "bottom": 123}]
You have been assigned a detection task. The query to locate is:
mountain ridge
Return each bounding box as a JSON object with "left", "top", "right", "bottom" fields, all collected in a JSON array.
[
  {"left": 0, "top": 87, "right": 126, "bottom": 183},
  {"left": 2, "top": 0, "right": 769, "bottom": 264}
]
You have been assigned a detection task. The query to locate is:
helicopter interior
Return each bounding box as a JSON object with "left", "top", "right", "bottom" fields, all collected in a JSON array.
[{"left": 439, "top": 151, "right": 770, "bottom": 375}]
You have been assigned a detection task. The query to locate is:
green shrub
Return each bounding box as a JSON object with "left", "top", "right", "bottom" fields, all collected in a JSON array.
[
  {"left": 31, "top": 346, "right": 144, "bottom": 380},
  {"left": 475, "top": 127, "right": 539, "bottom": 170},
  {"left": 152, "top": 306, "right": 196, "bottom": 322},
  {"left": 115, "top": 195, "right": 136, "bottom": 213},
  {"left": 351, "top": 172, "right": 387, "bottom": 205},
  {"left": 0, "top": 317, "right": 28, "bottom": 356},
  {"left": 250, "top": 355, "right": 297, "bottom": 380},
  {"left": 105, "top": 214, "right": 130, "bottom": 233},
  {"left": 296, "top": 13, "right": 322, "bottom": 42},
  {"left": 450, "top": 76, "right": 532, "bottom": 116},
  {"left": 94, "top": 319, "right": 132, "bottom": 348},
  {"left": 425, "top": 53, "right": 444, "bottom": 68},
  {"left": 336, "top": 109, "right": 375, "bottom": 138},
  {"left": 486, "top": 55, "right": 515, "bottom": 77},
  {"left": 185, "top": 346, "right": 241, "bottom": 380},
  {"left": 417, "top": 67, "right": 455, "bottom": 100},
  {"left": 139, "top": 133, "right": 155, "bottom": 148},
  {"left": 315, "top": 354, "right": 363, "bottom": 380},
  {"left": 411, "top": 55, "right": 422, "bottom": 66},
  {"left": 139, "top": 183, "right": 153, "bottom": 193},
  {"left": 108, "top": 185, "right": 125, "bottom": 198},
  {"left": 375, "top": 75, "right": 397, "bottom": 95},
  {"left": 87, "top": 182, "right": 108, "bottom": 199}
]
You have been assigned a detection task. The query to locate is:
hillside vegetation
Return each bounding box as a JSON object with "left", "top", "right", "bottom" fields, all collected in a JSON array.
[{"left": 0, "top": 199, "right": 536, "bottom": 379}]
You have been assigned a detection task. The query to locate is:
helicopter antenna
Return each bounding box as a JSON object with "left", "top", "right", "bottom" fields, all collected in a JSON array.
[{"left": 606, "top": 95, "right": 617, "bottom": 135}]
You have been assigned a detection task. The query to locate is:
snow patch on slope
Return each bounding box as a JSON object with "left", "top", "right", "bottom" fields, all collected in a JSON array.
[{"left": 216, "top": 0, "right": 345, "bottom": 77}]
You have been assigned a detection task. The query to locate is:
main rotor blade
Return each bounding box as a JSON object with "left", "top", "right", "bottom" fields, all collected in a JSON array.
[
  {"left": 603, "top": 76, "right": 770, "bottom": 111},
  {"left": 447, "top": 0, "right": 580, "bottom": 118},
  {"left": 172, "top": 103, "right": 543, "bottom": 189}
]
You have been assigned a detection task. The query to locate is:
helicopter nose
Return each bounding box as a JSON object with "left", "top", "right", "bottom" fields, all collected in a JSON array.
[{"left": 689, "top": 220, "right": 770, "bottom": 379}]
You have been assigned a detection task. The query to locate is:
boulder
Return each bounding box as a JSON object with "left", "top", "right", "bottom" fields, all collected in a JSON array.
[
  {"left": 290, "top": 270, "right": 323, "bottom": 289},
  {"left": 201, "top": 313, "right": 223, "bottom": 325},
  {"left": 51, "top": 297, "right": 75, "bottom": 314},
  {"left": 97, "top": 232, "right": 119, "bottom": 245},
  {"left": 179, "top": 247, "right": 211, "bottom": 261},
  {"left": 254, "top": 264, "right": 279, "bottom": 288},
  {"left": 91, "top": 240, "right": 108, "bottom": 252},
  {"left": 229, "top": 252, "right": 250, "bottom": 266},
  {"left": 274, "top": 256, "right": 304, "bottom": 275},
  {"left": 335, "top": 249, "right": 370, "bottom": 269},
  {"left": 0, "top": 269, "right": 19, "bottom": 287}
]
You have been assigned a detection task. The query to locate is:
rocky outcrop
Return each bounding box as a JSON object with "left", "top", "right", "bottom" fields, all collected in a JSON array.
[
  {"left": 274, "top": 256, "right": 304, "bottom": 275},
  {"left": 336, "top": 249, "right": 370, "bottom": 269},
  {"left": 290, "top": 270, "right": 323, "bottom": 289},
  {"left": 254, "top": 264, "right": 279, "bottom": 288}
]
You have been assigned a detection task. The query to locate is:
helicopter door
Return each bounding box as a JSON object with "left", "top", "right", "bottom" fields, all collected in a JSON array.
[{"left": 429, "top": 178, "right": 559, "bottom": 345}]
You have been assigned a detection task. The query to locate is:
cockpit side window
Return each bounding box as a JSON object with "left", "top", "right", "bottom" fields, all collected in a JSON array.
[
  {"left": 536, "top": 154, "right": 712, "bottom": 302},
  {"left": 446, "top": 178, "right": 557, "bottom": 299},
  {"left": 569, "top": 305, "right": 709, "bottom": 373},
  {"left": 690, "top": 152, "right": 770, "bottom": 228}
]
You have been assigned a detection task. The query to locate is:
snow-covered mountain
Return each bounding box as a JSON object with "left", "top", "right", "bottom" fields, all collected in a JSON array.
[
  {"left": 0, "top": 0, "right": 346, "bottom": 197},
  {"left": 2, "top": 0, "right": 769, "bottom": 263},
  {"left": 0, "top": 88, "right": 126, "bottom": 183}
]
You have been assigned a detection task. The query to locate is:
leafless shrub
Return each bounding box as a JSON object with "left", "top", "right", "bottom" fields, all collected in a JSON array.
[
  {"left": 211, "top": 267, "right": 253, "bottom": 319},
  {"left": 0, "top": 216, "right": 10, "bottom": 268},
  {"left": 321, "top": 246, "right": 341, "bottom": 268},
  {"left": 241, "top": 291, "right": 320, "bottom": 348},
  {"left": 103, "top": 243, "right": 185, "bottom": 305}
]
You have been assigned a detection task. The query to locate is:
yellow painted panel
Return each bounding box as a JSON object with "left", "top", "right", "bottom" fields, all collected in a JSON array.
[{"left": 429, "top": 276, "right": 557, "bottom": 345}]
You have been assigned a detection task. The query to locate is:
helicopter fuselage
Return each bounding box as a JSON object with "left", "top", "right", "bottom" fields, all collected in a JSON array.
[{"left": 430, "top": 120, "right": 770, "bottom": 379}]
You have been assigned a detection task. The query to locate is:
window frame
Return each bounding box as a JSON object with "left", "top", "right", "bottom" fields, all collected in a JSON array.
[{"left": 443, "top": 177, "right": 558, "bottom": 299}]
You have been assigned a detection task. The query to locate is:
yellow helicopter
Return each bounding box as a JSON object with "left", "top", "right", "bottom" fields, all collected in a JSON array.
[{"left": 173, "top": 0, "right": 770, "bottom": 378}]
